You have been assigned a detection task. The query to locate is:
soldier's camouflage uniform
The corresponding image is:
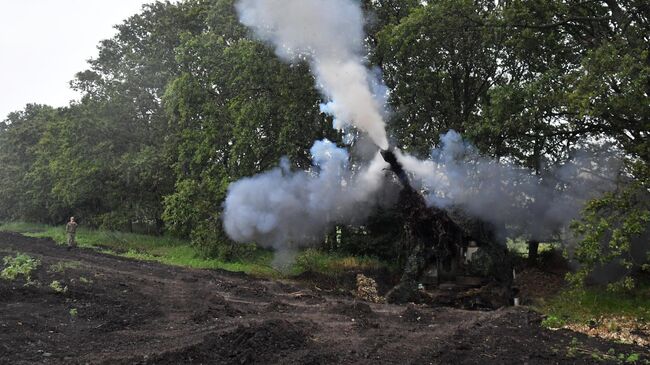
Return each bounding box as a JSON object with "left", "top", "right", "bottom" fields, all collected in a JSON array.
[{"left": 66, "top": 221, "right": 78, "bottom": 248}]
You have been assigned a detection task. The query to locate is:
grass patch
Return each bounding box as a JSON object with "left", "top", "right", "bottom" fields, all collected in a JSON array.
[
  {"left": 541, "top": 315, "right": 566, "bottom": 329},
  {"left": 0, "top": 221, "right": 68, "bottom": 244},
  {"left": 0, "top": 221, "right": 278, "bottom": 276},
  {"left": 538, "top": 285, "right": 650, "bottom": 324},
  {"left": 540, "top": 286, "right": 650, "bottom": 347},
  {"left": 292, "top": 248, "right": 388, "bottom": 276},
  {"left": 116, "top": 246, "right": 278, "bottom": 277},
  {"left": 0, "top": 221, "right": 391, "bottom": 279},
  {"left": 48, "top": 260, "right": 82, "bottom": 273},
  {"left": 0, "top": 222, "right": 51, "bottom": 234},
  {"left": 561, "top": 337, "right": 644, "bottom": 364}
]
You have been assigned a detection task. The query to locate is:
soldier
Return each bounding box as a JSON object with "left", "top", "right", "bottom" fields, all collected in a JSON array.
[{"left": 66, "top": 217, "right": 78, "bottom": 249}]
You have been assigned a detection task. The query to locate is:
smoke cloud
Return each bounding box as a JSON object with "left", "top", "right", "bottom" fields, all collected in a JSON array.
[
  {"left": 396, "top": 130, "right": 622, "bottom": 240},
  {"left": 223, "top": 139, "right": 388, "bottom": 260},
  {"left": 225, "top": 0, "right": 624, "bottom": 269},
  {"left": 236, "top": 0, "right": 390, "bottom": 149}
]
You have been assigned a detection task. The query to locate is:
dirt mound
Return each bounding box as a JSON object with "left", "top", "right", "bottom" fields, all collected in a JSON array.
[
  {"left": 330, "top": 301, "right": 381, "bottom": 331},
  {"left": 190, "top": 296, "right": 244, "bottom": 323},
  {"left": 146, "top": 319, "right": 321, "bottom": 365},
  {"left": 330, "top": 301, "right": 375, "bottom": 318},
  {"left": 293, "top": 270, "right": 354, "bottom": 293},
  {"left": 232, "top": 283, "right": 269, "bottom": 299},
  {"left": 514, "top": 267, "right": 566, "bottom": 305},
  {"left": 412, "top": 308, "right": 650, "bottom": 364},
  {"left": 265, "top": 300, "right": 294, "bottom": 313},
  {"left": 212, "top": 319, "right": 312, "bottom": 359},
  {"left": 401, "top": 304, "right": 434, "bottom": 324},
  {"left": 293, "top": 268, "right": 398, "bottom": 296}
]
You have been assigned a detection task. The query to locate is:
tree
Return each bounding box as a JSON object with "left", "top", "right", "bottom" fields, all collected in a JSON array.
[
  {"left": 162, "top": 0, "right": 338, "bottom": 254},
  {"left": 64, "top": 0, "right": 213, "bottom": 230},
  {"left": 375, "top": 0, "right": 508, "bottom": 155},
  {"left": 0, "top": 105, "right": 57, "bottom": 221},
  {"left": 558, "top": 0, "right": 650, "bottom": 287}
]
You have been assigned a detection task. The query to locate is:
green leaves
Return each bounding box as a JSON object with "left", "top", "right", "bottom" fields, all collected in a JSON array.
[
  {"left": 1, "top": 253, "right": 40, "bottom": 282},
  {"left": 161, "top": 2, "right": 336, "bottom": 251},
  {"left": 571, "top": 163, "right": 650, "bottom": 288},
  {"left": 0, "top": 0, "right": 646, "bottom": 277},
  {"left": 376, "top": 1, "right": 504, "bottom": 153}
]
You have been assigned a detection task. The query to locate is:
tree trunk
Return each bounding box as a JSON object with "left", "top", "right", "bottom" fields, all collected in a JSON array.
[{"left": 527, "top": 240, "right": 539, "bottom": 266}]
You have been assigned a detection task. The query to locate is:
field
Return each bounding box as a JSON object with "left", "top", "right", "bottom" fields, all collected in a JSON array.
[{"left": 1, "top": 231, "right": 649, "bottom": 364}]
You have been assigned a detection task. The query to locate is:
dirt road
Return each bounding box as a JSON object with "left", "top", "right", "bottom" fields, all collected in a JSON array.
[{"left": 0, "top": 232, "right": 647, "bottom": 364}]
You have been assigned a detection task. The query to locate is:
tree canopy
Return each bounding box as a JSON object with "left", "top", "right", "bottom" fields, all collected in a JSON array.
[{"left": 0, "top": 0, "right": 647, "bottom": 283}]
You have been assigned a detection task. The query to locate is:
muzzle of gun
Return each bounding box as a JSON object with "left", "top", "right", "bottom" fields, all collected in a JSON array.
[{"left": 380, "top": 147, "right": 411, "bottom": 188}]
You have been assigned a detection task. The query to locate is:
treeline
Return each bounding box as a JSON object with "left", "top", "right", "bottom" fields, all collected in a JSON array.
[{"left": 0, "top": 0, "right": 647, "bottom": 276}]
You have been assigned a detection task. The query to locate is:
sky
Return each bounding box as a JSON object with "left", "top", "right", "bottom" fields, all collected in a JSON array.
[{"left": 0, "top": 0, "right": 155, "bottom": 120}]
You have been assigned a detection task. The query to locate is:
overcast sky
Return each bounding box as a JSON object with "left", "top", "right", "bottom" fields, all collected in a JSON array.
[{"left": 0, "top": 0, "right": 155, "bottom": 120}]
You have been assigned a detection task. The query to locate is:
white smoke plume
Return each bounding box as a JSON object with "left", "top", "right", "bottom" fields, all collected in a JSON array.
[
  {"left": 236, "top": 0, "right": 390, "bottom": 149},
  {"left": 225, "top": 0, "right": 623, "bottom": 266},
  {"left": 223, "top": 139, "right": 388, "bottom": 260},
  {"left": 396, "top": 130, "right": 622, "bottom": 240}
]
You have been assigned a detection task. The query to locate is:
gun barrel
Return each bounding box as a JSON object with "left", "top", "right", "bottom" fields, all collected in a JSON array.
[{"left": 380, "top": 149, "right": 411, "bottom": 188}]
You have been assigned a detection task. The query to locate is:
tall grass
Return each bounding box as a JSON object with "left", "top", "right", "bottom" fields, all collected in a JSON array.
[{"left": 292, "top": 248, "right": 390, "bottom": 276}]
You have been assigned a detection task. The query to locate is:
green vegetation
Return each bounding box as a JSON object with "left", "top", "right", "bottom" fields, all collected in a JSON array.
[
  {"left": 69, "top": 308, "right": 78, "bottom": 317},
  {"left": 0, "top": 222, "right": 389, "bottom": 279},
  {"left": 0, "top": 252, "right": 40, "bottom": 282},
  {"left": 49, "top": 280, "right": 68, "bottom": 294},
  {"left": 48, "top": 260, "right": 82, "bottom": 273},
  {"left": 0, "top": 0, "right": 646, "bottom": 286},
  {"left": 0, "top": 222, "right": 67, "bottom": 244},
  {"left": 117, "top": 246, "right": 277, "bottom": 277},
  {"left": 593, "top": 348, "right": 641, "bottom": 363},
  {"left": 562, "top": 337, "right": 644, "bottom": 364},
  {"left": 539, "top": 286, "right": 650, "bottom": 324},
  {"left": 506, "top": 238, "right": 557, "bottom": 257},
  {"left": 571, "top": 176, "right": 650, "bottom": 288},
  {"left": 292, "top": 248, "right": 388, "bottom": 276},
  {"left": 541, "top": 315, "right": 566, "bottom": 330}
]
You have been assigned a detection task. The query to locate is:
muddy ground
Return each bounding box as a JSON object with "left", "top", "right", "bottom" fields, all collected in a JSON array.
[{"left": 0, "top": 232, "right": 648, "bottom": 364}]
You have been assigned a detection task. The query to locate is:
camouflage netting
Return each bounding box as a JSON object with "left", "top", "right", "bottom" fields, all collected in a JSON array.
[
  {"left": 354, "top": 274, "right": 384, "bottom": 303},
  {"left": 381, "top": 150, "right": 513, "bottom": 307}
]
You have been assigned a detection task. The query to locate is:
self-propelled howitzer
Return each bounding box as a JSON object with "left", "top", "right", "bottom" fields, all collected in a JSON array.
[{"left": 379, "top": 146, "right": 513, "bottom": 307}]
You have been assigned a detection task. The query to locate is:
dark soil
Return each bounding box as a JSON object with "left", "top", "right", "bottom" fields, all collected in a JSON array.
[{"left": 0, "top": 232, "right": 648, "bottom": 364}]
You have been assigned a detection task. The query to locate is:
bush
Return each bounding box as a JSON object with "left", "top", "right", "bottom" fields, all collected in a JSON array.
[
  {"left": 541, "top": 315, "right": 566, "bottom": 329},
  {"left": 189, "top": 219, "right": 260, "bottom": 261},
  {"left": 95, "top": 211, "right": 132, "bottom": 232},
  {"left": 49, "top": 280, "right": 68, "bottom": 293},
  {"left": 1, "top": 253, "right": 40, "bottom": 282},
  {"left": 571, "top": 165, "right": 650, "bottom": 289}
]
